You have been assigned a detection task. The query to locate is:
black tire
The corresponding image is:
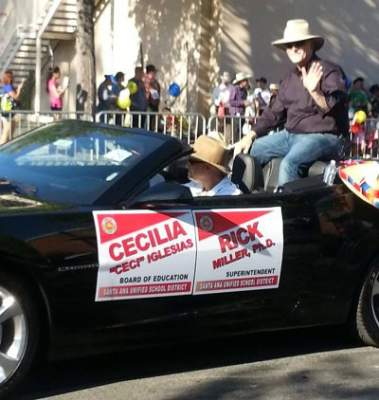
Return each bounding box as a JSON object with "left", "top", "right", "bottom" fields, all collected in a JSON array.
[
  {"left": 0, "top": 271, "right": 40, "bottom": 399},
  {"left": 356, "top": 261, "right": 379, "bottom": 346}
]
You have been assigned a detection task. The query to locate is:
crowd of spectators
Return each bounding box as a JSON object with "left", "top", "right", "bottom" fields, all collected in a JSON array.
[
  {"left": 348, "top": 77, "right": 379, "bottom": 118},
  {"left": 211, "top": 72, "right": 279, "bottom": 121},
  {"left": 209, "top": 68, "right": 379, "bottom": 147},
  {"left": 97, "top": 64, "right": 161, "bottom": 127},
  {"left": 0, "top": 60, "right": 378, "bottom": 147},
  {"left": 212, "top": 71, "right": 379, "bottom": 122}
]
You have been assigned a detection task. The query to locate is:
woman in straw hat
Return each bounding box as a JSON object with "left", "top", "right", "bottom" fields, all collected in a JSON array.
[
  {"left": 229, "top": 72, "right": 253, "bottom": 144},
  {"left": 236, "top": 19, "right": 348, "bottom": 186},
  {"left": 185, "top": 135, "right": 241, "bottom": 196},
  {"left": 229, "top": 72, "right": 252, "bottom": 117}
]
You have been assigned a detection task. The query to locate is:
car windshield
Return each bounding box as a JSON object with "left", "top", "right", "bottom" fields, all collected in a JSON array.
[{"left": 0, "top": 121, "right": 165, "bottom": 205}]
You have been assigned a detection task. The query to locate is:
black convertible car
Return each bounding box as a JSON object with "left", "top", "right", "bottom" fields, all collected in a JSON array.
[{"left": 0, "top": 120, "right": 378, "bottom": 397}]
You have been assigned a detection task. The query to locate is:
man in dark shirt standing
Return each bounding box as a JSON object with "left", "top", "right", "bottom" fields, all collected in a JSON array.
[
  {"left": 129, "top": 66, "right": 148, "bottom": 128},
  {"left": 239, "top": 19, "right": 348, "bottom": 185},
  {"left": 145, "top": 64, "right": 161, "bottom": 131},
  {"left": 229, "top": 72, "right": 251, "bottom": 143}
]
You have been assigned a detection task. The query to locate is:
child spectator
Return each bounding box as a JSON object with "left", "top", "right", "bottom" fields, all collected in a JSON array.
[
  {"left": 0, "top": 70, "right": 24, "bottom": 144},
  {"left": 253, "top": 77, "right": 271, "bottom": 115},
  {"left": 348, "top": 77, "right": 369, "bottom": 114}
]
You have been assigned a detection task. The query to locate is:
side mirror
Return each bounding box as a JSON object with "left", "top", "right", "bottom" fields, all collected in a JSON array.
[{"left": 129, "top": 182, "right": 192, "bottom": 207}]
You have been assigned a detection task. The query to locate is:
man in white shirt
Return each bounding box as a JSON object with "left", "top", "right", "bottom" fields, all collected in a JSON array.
[
  {"left": 185, "top": 135, "right": 241, "bottom": 197},
  {"left": 211, "top": 71, "right": 233, "bottom": 115}
]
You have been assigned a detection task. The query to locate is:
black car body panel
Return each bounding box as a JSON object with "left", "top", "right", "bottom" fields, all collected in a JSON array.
[{"left": 0, "top": 121, "right": 378, "bottom": 360}]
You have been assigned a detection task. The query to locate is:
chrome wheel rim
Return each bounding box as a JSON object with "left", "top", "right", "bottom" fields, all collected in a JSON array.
[
  {"left": 0, "top": 285, "right": 27, "bottom": 384},
  {"left": 371, "top": 271, "right": 379, "bottom": 329}
]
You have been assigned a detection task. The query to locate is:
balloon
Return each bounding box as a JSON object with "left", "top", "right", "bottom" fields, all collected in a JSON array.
[
  {"left": 119, "top": 88, "right": 130, "bottom": 100},
  {"left": 351, "top": 122, "right": 363, "bottom": 135},
  {"left": 354, "top": 110, "right": 367, "bottom": 124},
  {"left": 117, "top": 90, "right": 131, "bottom": 110},
  {"left": 168, "top": 82, "right": 181, "bottom": 97},
  {"left": 127, "top": 81, "right": 138, "bottom": 95}
]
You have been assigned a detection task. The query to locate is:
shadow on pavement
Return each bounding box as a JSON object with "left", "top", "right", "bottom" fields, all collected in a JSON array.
[{"left": 14, "top": 326, "right": 360, "bottom": 400}]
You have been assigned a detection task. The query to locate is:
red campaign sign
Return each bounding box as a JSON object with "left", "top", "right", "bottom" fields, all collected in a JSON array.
[
  {"left": 96, "top": 211, "right": 186, "bottom": 244},
  {"left": 94, "top": 210, "right": 197, "bottom": 301},
  {"left": 193, "top": 208, "right": 283, "bottom": 295},
  {"left": 195, "top": 210, "right": 271, "bottom": 241}
]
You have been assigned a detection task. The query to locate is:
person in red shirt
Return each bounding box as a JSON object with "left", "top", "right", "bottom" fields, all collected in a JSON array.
[{"left": 47, "top": 66, "right": 66, "bottom": 111}]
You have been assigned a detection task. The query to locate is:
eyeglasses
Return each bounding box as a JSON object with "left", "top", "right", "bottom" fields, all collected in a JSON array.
[
  {"left": 188, "top": 159, "right": 203, "bottom": 166},
  {"left": 285, "top": 40, "right": 307, "bottom": 49}
]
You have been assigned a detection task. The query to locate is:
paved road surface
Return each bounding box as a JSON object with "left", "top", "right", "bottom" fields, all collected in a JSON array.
[{"left": 13, "top": 327, "right": 379, "bottom": 400}]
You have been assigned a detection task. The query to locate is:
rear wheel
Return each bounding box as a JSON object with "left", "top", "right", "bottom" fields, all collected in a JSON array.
[
  {"left": 0, "top": 272, "right": 39, "bottom": 398},
  {"left": 356, "top": 261, "right": 379, "bottom": 346}
]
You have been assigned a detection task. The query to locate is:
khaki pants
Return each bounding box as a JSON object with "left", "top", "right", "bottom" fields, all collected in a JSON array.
[
  {"left": 1, "top": 117, "right": 12, "bottom": 145},
  {"left": 0, "top": 115, "right": 19, "bottom": 145}
]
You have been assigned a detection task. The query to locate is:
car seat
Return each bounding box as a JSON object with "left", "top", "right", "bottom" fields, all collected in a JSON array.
[
  {"left": 231, "top": 154, "right": 264, "bottom": 193},
  {"left": 262, "top": 158, "right": 282, "bottom": 191},
  {"left": 263, "top": 158, "right": 328, "bottom": 191}
]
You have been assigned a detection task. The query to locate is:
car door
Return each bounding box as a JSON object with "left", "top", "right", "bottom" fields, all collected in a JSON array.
[
  {"left": 38, "top": 206, "right": 202, "bottom": 349},
  {"left": 183, "top": 188, "right": 330, "bottom": 334}
]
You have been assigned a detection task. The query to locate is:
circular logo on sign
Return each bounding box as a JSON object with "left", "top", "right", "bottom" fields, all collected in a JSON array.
[
  {"left": 199, "top": 214, "right": 214, "bottom": 231},
  {"left": 102, "top": 217, "right": 117, "bottom": 235}
]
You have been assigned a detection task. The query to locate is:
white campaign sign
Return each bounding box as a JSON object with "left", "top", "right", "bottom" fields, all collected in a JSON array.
[
  {"left": 93, "top": 208, "right": 284, "bottom": 301},
  {"left": 192, "top": 208, "right": 283, "bottom": 295},
  {"left": 93, "top": 210, "right": 196, "bottom": 301}
]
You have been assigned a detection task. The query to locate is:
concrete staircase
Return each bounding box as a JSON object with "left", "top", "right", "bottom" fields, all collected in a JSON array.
[{"left": 0, "top": 0, "right": 77, "bottom": 87}]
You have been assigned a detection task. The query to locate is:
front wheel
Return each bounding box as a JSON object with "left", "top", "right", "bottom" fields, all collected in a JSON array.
[
  {"left": 0, "top": 272, "right": 40, "bottom": 398},
  {"left": 356, "top": 261, "right": 379, "bottom": 346}
]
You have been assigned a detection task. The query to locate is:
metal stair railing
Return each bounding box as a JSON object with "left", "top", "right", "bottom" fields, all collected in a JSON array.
[
  {"left": 0, "top": 1, "right": 77, "bottom": 75},
  {"left": 35, "top": 0, "right": 63, "bottom": 113},
  {"left": 0, "top": 25, "right": 36, "bottom": 76},
  {"left": 0, "top": 0, "right": 78, "bottom": 104},
  {"left": 0, "top": 0, "right": 52, "bottom": 79}
]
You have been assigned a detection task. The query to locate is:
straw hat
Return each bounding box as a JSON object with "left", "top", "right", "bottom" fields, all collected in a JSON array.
[
  {"left": 190, "top": 135, "right": 230, "bottom": 175},
  {"left": 272, "top": 19, "right": 324, "bottom": 51},
  {"left": 233, "top": 72, "right": 252, "bottom": 85}
]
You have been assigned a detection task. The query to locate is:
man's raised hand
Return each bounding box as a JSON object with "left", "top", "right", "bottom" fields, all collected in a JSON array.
[{"left": 301, "top": 62, "right": 323, "bottom": 93}]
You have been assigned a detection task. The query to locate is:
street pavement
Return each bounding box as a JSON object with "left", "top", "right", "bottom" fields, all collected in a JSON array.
[{"left": 14, "top": 327, "right": 379, "bottom": 400}]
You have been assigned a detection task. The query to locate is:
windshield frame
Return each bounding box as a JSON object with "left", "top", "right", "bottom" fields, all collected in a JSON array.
[{"left": 0, "top": 121, "right": 180, "bottom": 206}]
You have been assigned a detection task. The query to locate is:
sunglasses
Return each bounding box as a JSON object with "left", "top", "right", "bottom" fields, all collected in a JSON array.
[
  {"left": 188, "top": 159, "right": 204, "bottom": 165},
  {"left": 285, "top": 40, "right": 307, "bottom": 49}
]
